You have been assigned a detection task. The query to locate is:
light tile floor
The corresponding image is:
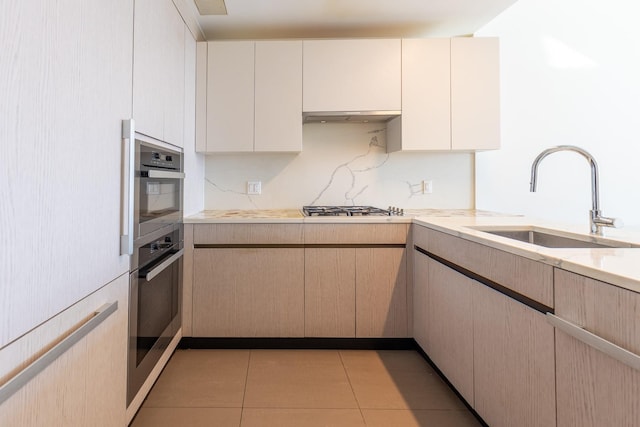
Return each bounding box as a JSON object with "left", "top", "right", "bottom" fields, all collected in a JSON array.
[{"left": 130, "top": 349, "right": 482, "bottom": 427}]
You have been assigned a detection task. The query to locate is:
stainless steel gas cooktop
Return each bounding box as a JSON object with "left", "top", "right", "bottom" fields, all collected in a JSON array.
[{"left": 302, "top": 206, "right": 404, "bottom": 216}]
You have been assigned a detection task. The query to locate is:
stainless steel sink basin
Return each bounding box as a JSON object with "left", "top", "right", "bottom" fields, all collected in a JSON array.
[{"left": 469, "top": 226, "right": 637, "bottom": 249}]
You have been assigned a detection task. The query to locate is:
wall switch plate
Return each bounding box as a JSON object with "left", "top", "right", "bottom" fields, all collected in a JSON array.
[
  {"left": 247, "top": 181, "right": 262, "bottom": 195},
  {"left": 422, "top": 180, "right": 433, "bottom": 194}
]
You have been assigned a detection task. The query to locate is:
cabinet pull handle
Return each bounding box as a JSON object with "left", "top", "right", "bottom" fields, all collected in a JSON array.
[
  {"left": 146, "top": 170, "right": 185, "bottom": 179},
  {"left": 0, "top": 301, "right": 118, "bottom": 404},
  {"left": 547, "top": 313, "right": 640, "bottom": 371},
  {"left": 120, "top": 118, "right": 136, "bottom": 256},
  {"left": 144, "top": 249, "right": 184, "bottom": 281}
]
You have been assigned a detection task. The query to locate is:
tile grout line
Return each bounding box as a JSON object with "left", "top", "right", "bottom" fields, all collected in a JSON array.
[
  {"left": 338, "top": 350, "right": 368, "bottom": 426},
  {"left": 238, "top": 349, "right": 252, "bottom": 427}
]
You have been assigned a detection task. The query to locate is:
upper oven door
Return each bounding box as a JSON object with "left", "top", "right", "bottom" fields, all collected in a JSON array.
[{"left": 134, "top": 137, "right": 184, "bottom": 239}]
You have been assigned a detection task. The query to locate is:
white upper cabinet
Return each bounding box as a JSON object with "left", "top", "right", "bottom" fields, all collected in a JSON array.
[
  {"left": 202, "top": 40, "right": 303, "bottom": 153},
  {"left": 206, "top": 41, "right": 255, "bottom": 152},
  {"left": 393, "top": 38, "right": 451, "bottom": 151},
  {"left": 133, "top": 0, "right": 185, "bottom": 147},
  {"left": 303, "top": 39, "right": 401, "bottom": 112},
  {"left": 451, "top": 37, "right": 500, "bottom": 151},
  {"left": 388, "top": 37, "right": 500, "bottom": 152},
  {"left": 255, "top": 41, "right": 303, "bottom": 152}
]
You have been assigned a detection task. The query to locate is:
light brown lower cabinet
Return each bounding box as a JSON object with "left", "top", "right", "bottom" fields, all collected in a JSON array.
[
  {"left": 426, "top": 259, "right": 474, "bottom": 403},
  {"left": 305, "top": 247, "right": 408, "bottom": 338},
  {"left": 473, "top": 282, "right": 556, "bottom": 427},
  {"left": 555, "top": 269, "right": 640, "bottom": 427},
  {"left": 355, "top": 247, "right": 408, "bottom": 338},
  {"left": 413, "top": 224, "right": 555, "bottom": 427},
  {"left": 192, "top": 248, "right": 305, "bottom": 337},
  {"left": 304, "top": 248, "right": 356, "bottom": 337},
  {"left": 412, "top": 246, "right": 429, "bottom": 351}
]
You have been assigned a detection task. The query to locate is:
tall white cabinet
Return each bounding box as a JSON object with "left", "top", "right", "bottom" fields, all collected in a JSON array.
[
  {"left": 0, "top": 0, "right": 131, "bottom": 350},
  {"left": 133, "top": 0, "right": 186, "bottom": 147}
]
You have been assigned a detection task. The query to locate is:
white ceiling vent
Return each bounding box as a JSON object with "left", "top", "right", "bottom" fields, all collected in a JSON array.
[{"left": 194, "top": 0, "right": 228, "bottom": 15}]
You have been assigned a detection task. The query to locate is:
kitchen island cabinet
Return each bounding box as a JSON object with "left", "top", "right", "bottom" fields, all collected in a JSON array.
[
  {"left": 554, "top": 269, "right": 640, "bottom": 427},
  {"left": 413, "top": 225, "right": 556, "bottom": 427}
]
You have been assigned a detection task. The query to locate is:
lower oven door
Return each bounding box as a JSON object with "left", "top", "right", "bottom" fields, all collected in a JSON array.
[{"left": 127, "top": 246, "right": 183, "bottom": 405}]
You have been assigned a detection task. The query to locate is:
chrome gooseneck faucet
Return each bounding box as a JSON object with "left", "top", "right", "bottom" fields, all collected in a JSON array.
[{"left": 530, "top": 145, "right": 622, "bottom": 235}]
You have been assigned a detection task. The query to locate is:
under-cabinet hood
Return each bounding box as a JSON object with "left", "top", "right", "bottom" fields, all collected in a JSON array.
[{"left": 302, "top": 110, "right": 401, "bottom": 124}]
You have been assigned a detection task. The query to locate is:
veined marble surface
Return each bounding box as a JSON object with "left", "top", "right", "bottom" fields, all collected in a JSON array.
[
  {"left": 184, "top": 208, "right": 512, "bottom": 223},
  {"left": 414, "top": 215, "right": 640, "bottom": 294}
]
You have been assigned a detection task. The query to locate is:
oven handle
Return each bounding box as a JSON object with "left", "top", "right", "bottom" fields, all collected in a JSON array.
[
  {"left": 120, "top": 119, "right": 135, "bottom": 256},
  {"left": 144, "top": 249, "right": 184, "bottom": 281},
  {"left": 146, "top": 170, "right": 185, "bottom": 179}
]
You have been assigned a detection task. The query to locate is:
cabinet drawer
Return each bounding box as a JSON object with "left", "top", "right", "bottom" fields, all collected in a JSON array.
[
  {"left": 425, "top": 228, "right": 553, "bottom": 308},
  {"left": 304, "top": 224, "right": 408, "bottom": 245},
  {"left": 193, "top": 224, "right": 304, "bottom": 245}
]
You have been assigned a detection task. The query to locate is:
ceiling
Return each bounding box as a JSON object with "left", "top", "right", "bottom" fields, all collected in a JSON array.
[{"left": 192, "top": 0, "right": 520, "bottom": 40}]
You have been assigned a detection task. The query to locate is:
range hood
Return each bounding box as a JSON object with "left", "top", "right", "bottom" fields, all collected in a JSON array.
[{"left": 302, "top": 110, "right": 401, "bottom": 124}]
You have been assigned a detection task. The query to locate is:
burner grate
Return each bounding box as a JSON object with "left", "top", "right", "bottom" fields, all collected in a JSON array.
[{"left": 302, "top": 206, "right": 397, "bottom": 217}]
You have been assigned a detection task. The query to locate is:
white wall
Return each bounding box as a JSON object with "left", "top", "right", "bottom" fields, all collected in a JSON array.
[
  {"left": 204, "top": 123, "right": 474, "bottom": 209},
  {"left": 476, "top": 0, "right": 640, "bottom": 229}
]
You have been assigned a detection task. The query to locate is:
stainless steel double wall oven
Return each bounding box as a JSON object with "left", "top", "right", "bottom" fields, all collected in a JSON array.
[{"left": 122, "top": 123, "right": 184, "bottom": 405}]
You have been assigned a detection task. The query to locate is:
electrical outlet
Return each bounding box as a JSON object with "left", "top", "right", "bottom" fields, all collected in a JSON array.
[
  {"left": 247, "top": 181, "right": 262, "bottom": 195},
  {"left": 422, "top": 180, "right": 433, "bottom": 194}
]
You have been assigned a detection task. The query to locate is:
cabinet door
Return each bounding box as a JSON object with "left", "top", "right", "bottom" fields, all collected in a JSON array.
[
  {"left": 555, "top": 269, "right": 640, "bottom": 427},
  {"left": 303, "top": 39, "right": 401, "bottom": 112},
  {"left": 426, "top": 259, "right": 474, "bottom": 403},
  {"left": 0, "top": 275, "right": 128, "bottom": 426},
  {"left": 133, "top": 0, "right": 185, "bottom": 146},
  {"left": 305, "top": 248, "right": 356, "bottom": 337},
  {"left": 412, "top": 249, "right": 430, "bottom": 351},
  {"left": 162, "top": 3, "right": 185, "bottom": 147},
  {"left": 451, "top": 37, "right": 500, "bottom": 150},
  {"left": 192, "top": 248, "right": 304, "bottom": 337},
  {"left": 255, "top": 41, "right": 302, "bottom": 152},
  {"left": 355, "top": 248, "right": 407, "bottom": 338},
  {"left": 133, "top": 0, "right": 165, "bottom": 139},
  {"left": 206, "top": 41, "right": 255, "bottom": 152},
  {"left": 391, "top": 38, "right": 451, "bottom": 152},
  {"left": 473, "top": 283, "right": 556, "bottom": 427}
]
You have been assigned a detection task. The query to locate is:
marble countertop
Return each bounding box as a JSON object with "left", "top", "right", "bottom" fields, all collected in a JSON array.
[
  {"left": 413, "top": 215, "right": 640, "bottom": 294},
  {"left": 184, "top": 209, "right": 511, "bottom": 224}
]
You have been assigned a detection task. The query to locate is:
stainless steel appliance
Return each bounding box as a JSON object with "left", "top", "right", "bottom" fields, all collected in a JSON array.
[
  {"left": 134, "top": 138, "right": 184, "bottom": 238},
  {"left": 302, "top": 205, "right": 404, "bottom": 216},
  {"left": 127, "top": 223, "right": 183, "bottom": 404},
  {"left": 121, "top": 121, "right": 185, "bottom": 406}
]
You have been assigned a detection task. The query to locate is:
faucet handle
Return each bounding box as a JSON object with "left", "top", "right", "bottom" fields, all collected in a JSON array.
[{"left": 593, "top": 214, "right": 623, "bottom": 230}]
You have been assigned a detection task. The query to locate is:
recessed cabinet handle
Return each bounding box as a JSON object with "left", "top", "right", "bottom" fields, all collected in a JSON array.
[
  {"left": 547, "top": 313, "right": 640, "bottom": 371},
  {"left": 0, "top": 301, "right": 118, "bottom": 404}
]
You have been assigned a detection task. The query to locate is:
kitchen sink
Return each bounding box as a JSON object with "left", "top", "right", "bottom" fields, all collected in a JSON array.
[{"left": 469, "top": 226, "right": 638, "bottom": 249}]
